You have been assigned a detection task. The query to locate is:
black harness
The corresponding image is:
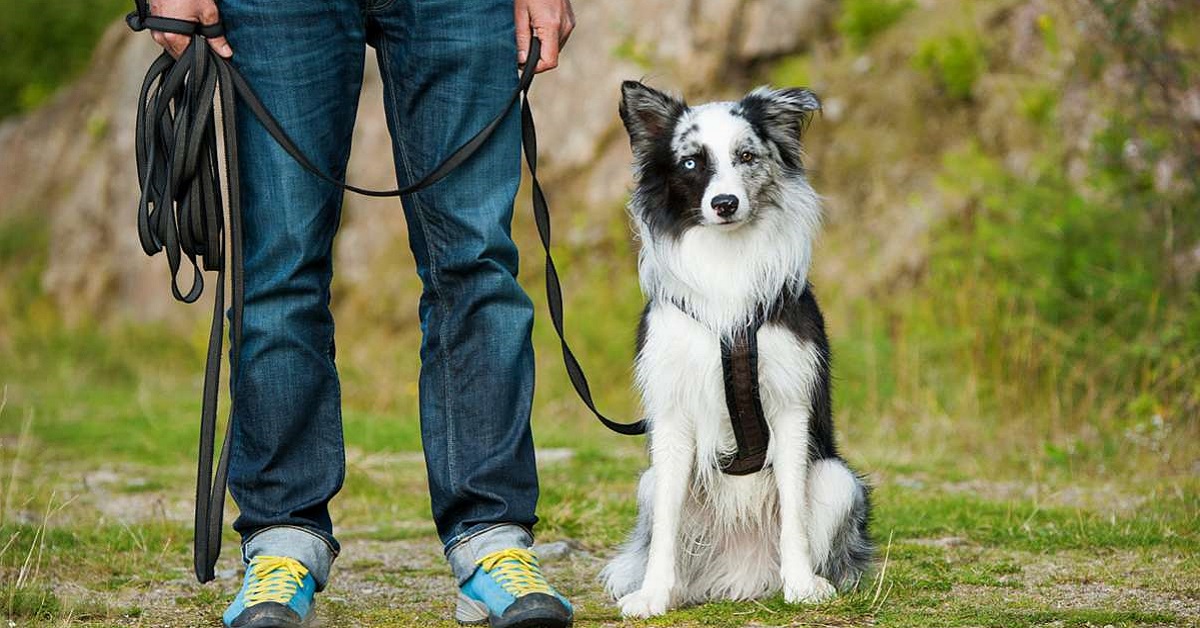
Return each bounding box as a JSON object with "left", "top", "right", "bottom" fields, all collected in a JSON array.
[
  {"left": 718, "top": 316, "right": 771, "bottom": 476},
  {"left": 125, "top": 1, "right": 770, "bottom": 583}
]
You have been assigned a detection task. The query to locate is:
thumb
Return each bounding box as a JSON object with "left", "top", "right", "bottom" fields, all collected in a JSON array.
[
  {"left": 515, "top": 7, "right": 531, "bottom": 65},
  {"left": 207, "top": 35, "right": 233, "bottom": 58},
  {"left": 197, "top": 2, "right": 231, "bottom": 58}
]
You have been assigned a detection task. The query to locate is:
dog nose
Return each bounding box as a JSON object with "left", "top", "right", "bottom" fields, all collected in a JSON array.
[{"left": 711, "top": 194, "right": 739, "bottom": 218}]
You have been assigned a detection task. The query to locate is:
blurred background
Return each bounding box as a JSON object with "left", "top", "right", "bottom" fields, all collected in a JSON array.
[{"left": 0, "top": 0, "right": 1196, "bottom": 626}]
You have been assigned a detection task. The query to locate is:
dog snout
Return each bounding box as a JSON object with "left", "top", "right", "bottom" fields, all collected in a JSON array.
[{"left": 711, "top": 194, "right": 739, "bottom": 218}]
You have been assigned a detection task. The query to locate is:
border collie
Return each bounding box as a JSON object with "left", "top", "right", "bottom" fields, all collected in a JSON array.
[{"left": 600, "top": 81, "right": 874, "bottom": 618}]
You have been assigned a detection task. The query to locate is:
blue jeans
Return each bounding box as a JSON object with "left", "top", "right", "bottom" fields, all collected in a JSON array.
[{"left": 220, "top": 0, "right": 539, "bottom": 588}]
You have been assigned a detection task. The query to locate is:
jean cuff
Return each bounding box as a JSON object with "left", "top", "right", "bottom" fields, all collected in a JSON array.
[
  {"left": 445, "top": 523, "right": 534, "bottom": 585},
  {"left": 242, "top": 525, "right": 337, "bottom": 591}
]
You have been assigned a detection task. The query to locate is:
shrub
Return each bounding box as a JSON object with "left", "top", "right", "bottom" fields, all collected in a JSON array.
[
  {"left": 0, "top": 0, "right": 130, "bottom": 119},
  {"left": 914, "top": 31, "right": 987, "bottom": 101},
  {"left": 837, "top": 0, "right": 915, "bottom": 50}
]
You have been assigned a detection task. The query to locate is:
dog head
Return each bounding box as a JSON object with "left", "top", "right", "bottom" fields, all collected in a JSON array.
[{"left": 619, "top": 81, "right": 820, "bottom": 237}]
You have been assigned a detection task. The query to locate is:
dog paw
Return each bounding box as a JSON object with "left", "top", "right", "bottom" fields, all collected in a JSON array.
[
  {"left": 617, "top": 587, "right": 671, "bottom": 618},
  {"left": 784, "top": 575, "right": 837, "bottom": 604}
]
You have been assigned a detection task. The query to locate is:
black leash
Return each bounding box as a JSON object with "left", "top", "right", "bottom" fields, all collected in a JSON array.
[{"left": 127, "top": 3, "right": 645, "bottom": 584}]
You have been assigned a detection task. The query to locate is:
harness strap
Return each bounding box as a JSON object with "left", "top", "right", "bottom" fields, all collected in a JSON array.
[
  {"left": 718, "top": 317, "right": 771, "bottom": 475},
  {"left": 130, "top": 17, "right": 644, "bottom": 584}
]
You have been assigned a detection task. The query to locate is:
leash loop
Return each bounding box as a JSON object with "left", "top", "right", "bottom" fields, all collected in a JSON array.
[{"left": 130, "top": 12, "right": 645, "bottom": 585}]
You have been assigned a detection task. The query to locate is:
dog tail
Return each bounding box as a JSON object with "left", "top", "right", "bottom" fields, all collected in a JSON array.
[{"left": 808, "top": 457, "right": 874, "bottom": 590}]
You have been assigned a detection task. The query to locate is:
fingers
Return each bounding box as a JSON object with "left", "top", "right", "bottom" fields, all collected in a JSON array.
[
  {"left": 534, "top": 24, "right": 560, "bottom": 73},
  {"left": 148, "top": 0, "right": 231, "bottom": 59},
  {"left": 515, "top": 6, "right": 532, "bottom": 66},
  {"left": 561, "top": 2, "right": 575, "bottom": 47},
  {"left": 198, "top": 3, "right": 232, "bottom": 58},
  {"left": 154, "top": 32, "right": 192, "bottom": 59},
  {"left": 518, "top": 0, "right": 575, "bottom": 73},
  {"left": 207, "top": 35, "right": 233, "bottom": 58}
]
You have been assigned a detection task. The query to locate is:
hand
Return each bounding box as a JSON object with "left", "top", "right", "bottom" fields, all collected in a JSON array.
[
  {"left": 149, "top": 0, "right": 233, "bottom": 59},
  {"left": 514, "top": 0, "right": 575, "bottom": 73}
]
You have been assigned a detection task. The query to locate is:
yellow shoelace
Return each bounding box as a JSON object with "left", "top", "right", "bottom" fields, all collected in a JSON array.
[
  {"left": 244, "top": 556, "right": 309, "bottom": 606},
  {"left": 477, "top": 548, "right": 552, "bottom": 597}
]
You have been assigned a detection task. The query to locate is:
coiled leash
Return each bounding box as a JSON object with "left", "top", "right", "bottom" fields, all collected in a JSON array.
[{"left": 126, "top": 1, "right": 647, "bottom": 583}]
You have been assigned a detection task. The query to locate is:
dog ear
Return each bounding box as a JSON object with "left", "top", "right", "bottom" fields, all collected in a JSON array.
[
  {"left": 619, "top": 81, "right": 686, "bottom": 150},
  {"left": 738, "top": 86, "right": 821, "bottom": 170}
]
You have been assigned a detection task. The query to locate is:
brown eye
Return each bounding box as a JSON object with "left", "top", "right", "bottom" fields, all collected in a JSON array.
[{"left": 739, "top": 151, "right": 756, "bottom": 164}]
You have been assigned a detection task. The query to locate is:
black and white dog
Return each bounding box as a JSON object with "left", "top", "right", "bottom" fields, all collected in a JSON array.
[{"left": 600, "top": 82, "right": 873, "bottom": 618}]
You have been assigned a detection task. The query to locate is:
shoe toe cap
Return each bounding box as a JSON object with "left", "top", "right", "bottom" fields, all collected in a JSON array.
[
  {"left": 494, "top": 592, "right": 573, "bottom": 628},
  {"left": 229, "top": 602, "right": 304, "bottom": 628}
]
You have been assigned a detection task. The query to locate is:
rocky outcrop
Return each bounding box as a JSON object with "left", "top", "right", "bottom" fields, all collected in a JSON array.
[{"left": 0, "top": 0, "right": 834, "bottom": 324}]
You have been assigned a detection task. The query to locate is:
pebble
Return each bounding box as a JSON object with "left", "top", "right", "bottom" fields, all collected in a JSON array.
[{"left": 533, "top": 540, "right": 585, "bottom": 562}]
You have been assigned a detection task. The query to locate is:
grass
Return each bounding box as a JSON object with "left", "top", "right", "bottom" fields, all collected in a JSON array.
[{"left": 1, "top": 298, "right": 1196, "bottom": 627}]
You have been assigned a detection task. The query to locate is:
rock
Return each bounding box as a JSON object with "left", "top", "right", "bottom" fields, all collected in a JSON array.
[
  {"left": 216, "top": 567, "right": 239, "bottom": 581},
  {"left": 0, "top": 1, "right": 835, "bottom": 324},
  {"left": 532, "top": 540, "right": 586, "bottom": 562}
]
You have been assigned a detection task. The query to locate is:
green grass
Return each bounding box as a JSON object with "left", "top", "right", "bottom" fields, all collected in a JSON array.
[{"left": 2, "top": 320, "right": 1196, "bottom": 626}]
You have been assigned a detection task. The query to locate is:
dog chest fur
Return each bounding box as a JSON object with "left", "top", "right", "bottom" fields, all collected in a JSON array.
[{"left": 636, "top": 304, "right": 823, "bottom": 485}]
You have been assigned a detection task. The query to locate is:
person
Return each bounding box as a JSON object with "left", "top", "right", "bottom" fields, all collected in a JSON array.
[{"left": 147, "top": 0, "right": 576, "bottom": 626}]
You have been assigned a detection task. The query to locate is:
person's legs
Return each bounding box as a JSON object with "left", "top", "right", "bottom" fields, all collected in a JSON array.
[
  {"left": 368, "top": 6, "right": 570, "bottom": 624},
  {"left": 368, "top": 0, "right": 540, "bottom": 576},
  {"left": 219, "top": 0, "right": 366, "bottom": 592}
]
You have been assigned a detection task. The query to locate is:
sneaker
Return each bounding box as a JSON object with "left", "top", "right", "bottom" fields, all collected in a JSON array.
[
  {"left": 456, "top": 548, "right": 573, "bottom": 628},
  {"left": 222, "top": 556, "right": 316, "bottom": 628}
]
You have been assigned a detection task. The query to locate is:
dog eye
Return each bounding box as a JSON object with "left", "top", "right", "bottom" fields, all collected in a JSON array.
[
  {"left": 681, "top": 158, "right": 697, "bottom": 170},
  {"left": 739, "top": 151, "right": 756, "bottom": 164}
]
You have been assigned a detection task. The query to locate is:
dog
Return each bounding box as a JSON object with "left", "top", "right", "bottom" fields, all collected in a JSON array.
[{"left": 600, "top": 81, "right": 874, "bottom": 618}]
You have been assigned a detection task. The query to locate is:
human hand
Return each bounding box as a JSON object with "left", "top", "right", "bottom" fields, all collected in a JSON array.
[
  {"left": 514, "top": 0, "right": 575, "bottom": 73},
  {"left": 149, "top": 0, "right": 232, "bottom": 59}
]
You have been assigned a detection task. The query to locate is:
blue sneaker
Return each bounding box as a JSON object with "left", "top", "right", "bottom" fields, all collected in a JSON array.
[
  {"left": 222, "top": 556, "right": 316, "bottom": 627},
  {"left": 456, "top": 548, "right": 573, "bottom": 627}
]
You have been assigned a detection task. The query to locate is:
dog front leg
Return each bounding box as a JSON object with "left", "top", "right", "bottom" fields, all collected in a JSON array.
[
  {"left": 618, "top": 416, "right": 694, "bottom": 618},
  {"left": 774, "top": 407, "right": 836, "bottom": 603}
]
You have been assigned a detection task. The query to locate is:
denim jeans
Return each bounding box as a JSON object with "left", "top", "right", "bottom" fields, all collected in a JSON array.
[{"left": 219, "top": 0, "right": 539, "bottom": 588}]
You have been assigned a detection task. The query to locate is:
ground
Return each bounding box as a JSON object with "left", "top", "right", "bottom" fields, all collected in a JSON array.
[{"left": 1, "top": 323, "right": 1196, "bottom": 628}]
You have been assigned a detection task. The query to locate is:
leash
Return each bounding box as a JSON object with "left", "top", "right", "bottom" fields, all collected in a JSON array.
[{"left": 126, "top": 2, "right": 645, "bottom": 584}]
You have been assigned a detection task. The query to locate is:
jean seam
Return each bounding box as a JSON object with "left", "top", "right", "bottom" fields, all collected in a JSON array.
[
  {"left": 377, "top": 34, "right": 461, "bottom": 490},
  {"left": 242, "top": 524, "right": 340, "bottom": 560},
  {"left": 444, "top": 521, "right": 534, "bottom": 558}
]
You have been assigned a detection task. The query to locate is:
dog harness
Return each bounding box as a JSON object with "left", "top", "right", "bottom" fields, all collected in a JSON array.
[
  {"left": 668, "top": 300, "right": 773, "bottom": 476},
  {"left": 717, "top": 314, "right": 772, "bottom": 475}
]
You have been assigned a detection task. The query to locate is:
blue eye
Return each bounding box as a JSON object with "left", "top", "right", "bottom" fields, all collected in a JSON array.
[{"left": 682, "top": 158, "right": 697, "bottom": 170}]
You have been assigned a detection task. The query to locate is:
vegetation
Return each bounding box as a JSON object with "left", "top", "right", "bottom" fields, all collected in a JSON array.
[
  {"left": 2, "top": 0, "right": 1198, "bottom": 626},
  {"left": 836, "top": 0, "right": 915, "bottom": 50},
  {"left": 0, "top": 0, "right": 132, "bottom": 119},
  {"left": 914, "top": 31, "right": 987, "bottom": 101}
]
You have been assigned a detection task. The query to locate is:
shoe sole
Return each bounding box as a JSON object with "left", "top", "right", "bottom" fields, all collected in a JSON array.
[
  {"left": 454, "top": 592, "right": 572, "bottom": 628},
  {"left": 226, "top": 601, "right": 309, "bottom": 628}
]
